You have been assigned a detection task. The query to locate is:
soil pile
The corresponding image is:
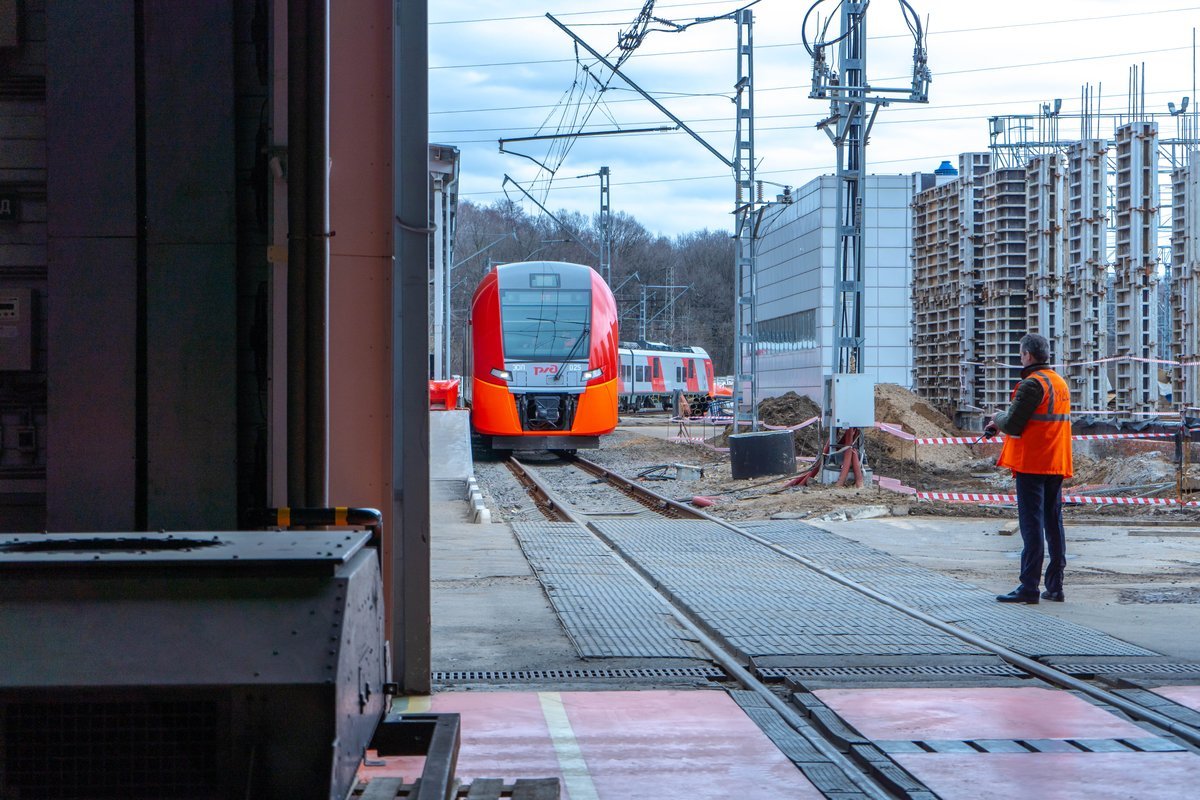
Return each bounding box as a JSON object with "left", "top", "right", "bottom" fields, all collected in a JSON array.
[
  {"left": 711, "top": 392, "right": 824, "bottom": 456},
  {"left": 869, "top": 383, "right": 979, "bottom": 470},
  {"left": 758, "top": 392, "right": 823, "bottom": 456}
]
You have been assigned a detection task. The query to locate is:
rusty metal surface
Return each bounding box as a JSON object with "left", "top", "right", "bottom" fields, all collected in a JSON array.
[{"left": 0, "top": 530, "right": 370, "bottom": 567}]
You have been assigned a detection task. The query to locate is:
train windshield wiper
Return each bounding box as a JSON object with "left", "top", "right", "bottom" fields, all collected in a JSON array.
[{"left": 552, "top": 325, "right": 590, "bottom": 382}]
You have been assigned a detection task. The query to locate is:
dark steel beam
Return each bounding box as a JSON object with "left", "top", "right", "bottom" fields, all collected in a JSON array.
[{"left": 393, "top": 0, "right": 432, "bottom": 694}]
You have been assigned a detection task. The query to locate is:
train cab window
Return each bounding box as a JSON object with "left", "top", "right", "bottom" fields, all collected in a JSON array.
[{"left": 499, "top": 287, "right": 590, "bottom": 360}]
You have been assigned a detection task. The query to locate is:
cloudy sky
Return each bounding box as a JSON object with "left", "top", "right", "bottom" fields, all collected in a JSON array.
[{"left": 430, "top": 1, "right": 1200, "bottom": 237}]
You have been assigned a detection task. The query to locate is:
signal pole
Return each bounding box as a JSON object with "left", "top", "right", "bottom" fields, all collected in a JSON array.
[{"left": 806, "top": 0, "right": 930, "bottom": 480}]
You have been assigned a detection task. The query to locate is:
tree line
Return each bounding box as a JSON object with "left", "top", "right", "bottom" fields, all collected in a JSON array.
[{"left": 449, "top": 199, "right": 736, "bottom": 375}]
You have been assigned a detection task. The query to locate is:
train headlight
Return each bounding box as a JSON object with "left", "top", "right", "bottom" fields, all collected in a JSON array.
[
  {"left": 581, "top": 367, "right": 603, "bottom": 381},
  {"left": 490, "top": 368, "right": 513, "bottom": 382}
]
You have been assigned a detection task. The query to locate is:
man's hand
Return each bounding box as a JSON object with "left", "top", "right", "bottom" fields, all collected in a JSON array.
[{"left": 982, "top": 415, "right": 998, "bottom": 439}]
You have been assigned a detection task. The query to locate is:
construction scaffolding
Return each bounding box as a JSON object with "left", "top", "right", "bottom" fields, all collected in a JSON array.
[
  {"left": 1025, "top": 153, "right": 1065, "bottom": 347},
  {"left": 1111, "top": 122, "right": 1162, "bottom": 413},
  {"left": 1173, "top": 152, "right": 1200, "bottom": 410},
  {"left": 1062, "top": 140, "right": 1110, "bottom": 413},
  {"left": 913, "top": 97, "right": 1200, "bottom": 424},
  {"left": 976, "top": 168, "right": 1028, "bottom": 411},
  {"left": 911, "top": 154, "right": 989, "bottom": 413}
]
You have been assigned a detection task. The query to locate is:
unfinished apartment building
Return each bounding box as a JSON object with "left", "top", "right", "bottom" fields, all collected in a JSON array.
[
  {"left": 913, "top": 121, "right": 1199, "bottom": 424},
  {"left": 911, "top": 153, "right": 990, "bottom": 415},
  {"left": 1174, "top": 152, "right": 1200, "bottom": 412}
]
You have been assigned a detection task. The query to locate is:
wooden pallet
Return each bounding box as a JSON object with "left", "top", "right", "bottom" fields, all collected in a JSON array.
[{"left": 353, "top": 777, "right": 560, "bottom": 799}]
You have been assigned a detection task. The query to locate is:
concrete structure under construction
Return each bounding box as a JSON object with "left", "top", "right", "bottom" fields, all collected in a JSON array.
[
  {"left": 751, "top": 174, "right": 930, "bottom": 403},
  {"left": 1172, "top": 153, "right": 1200, "bottom": 414},
  {"left": 912, "top": 122, "right": 1200, "bottom": 425}
]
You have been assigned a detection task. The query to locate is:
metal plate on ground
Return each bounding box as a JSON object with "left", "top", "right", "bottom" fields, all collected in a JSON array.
[
  {"left": 511, "top": 521, "right": 707, "bottom": 659},
  {"left": 433, "top": 666, "right": 725, "bottom": 685},
  {"left": 744, "top": 521, "right": 1160, "bottom": 659},
  {"left": 0, "top": 531, "right": 371, "bottom": 569},
  {"left": 590, "top": 519, "right": 985, "bottom": 660},
  {"left": 727, "top": 690, "right": 871, "bottom": 796}
]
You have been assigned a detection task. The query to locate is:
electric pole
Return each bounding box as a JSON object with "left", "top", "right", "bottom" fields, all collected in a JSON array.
[{"left": 806, "top": 0, "right": 930, "bottom": 480}]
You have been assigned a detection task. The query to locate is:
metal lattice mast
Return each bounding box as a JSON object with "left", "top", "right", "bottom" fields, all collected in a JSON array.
[
  {"left": 808, "top": 0, "right": 930, "bottom": 463},
  {"left": 599, "top": 166, "right": 612, "bottom": 285},
  {"left": 831, "top": 4, "right": 868, "bottom": 377},
  {"left": 732, "top": 8, "right": 758, "bottom": 431}
]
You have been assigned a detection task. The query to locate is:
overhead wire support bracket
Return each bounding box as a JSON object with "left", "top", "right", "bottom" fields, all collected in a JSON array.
[
  {"left": 544, "top": 13, "right": 734, "bottom": 171},
  {"left": 499, "top": 125, "right": 677, "bottom": 148},
  {"left": 501, "top": 174, "right": 599, "bottom": 260}
]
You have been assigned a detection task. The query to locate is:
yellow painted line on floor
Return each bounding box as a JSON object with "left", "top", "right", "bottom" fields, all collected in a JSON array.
[
  {"left": 539, "top": 691, "right": 599, "bottom": 800},
  {"left": 391, "top": 695, "right": 432, "bottom": 713}
]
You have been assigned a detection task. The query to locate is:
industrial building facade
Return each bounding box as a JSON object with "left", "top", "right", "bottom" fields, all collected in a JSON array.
[{"left": 752, "top": 173, "right": 929, "bottom": 402}]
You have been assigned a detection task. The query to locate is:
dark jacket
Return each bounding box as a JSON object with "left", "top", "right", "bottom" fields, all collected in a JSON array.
[{"left": 994, "top": 363, "right": 1050, "bottom": 436}]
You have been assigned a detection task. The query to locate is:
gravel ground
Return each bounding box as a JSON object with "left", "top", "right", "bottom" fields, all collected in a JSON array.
[{"left": 473, "top": 427, "right": 1200, "bottom": 525}]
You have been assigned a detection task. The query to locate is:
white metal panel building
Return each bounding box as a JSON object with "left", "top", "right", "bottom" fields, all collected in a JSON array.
[{"left": 751, "top": 173, "right": 929, "bottom": 403}]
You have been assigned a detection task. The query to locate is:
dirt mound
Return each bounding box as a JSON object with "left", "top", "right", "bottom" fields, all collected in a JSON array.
[
  {"left": 711, "top": 392, "right": 824, "bottom": 457},
  {"left": 870, "top": 383, "right": 977, "bottom": 468},
  {"left": 759, "top": 392, "right": 823, "bottom": 456},
  {"left": 758, "top": 392, "right": 821, "bottom": 427}
]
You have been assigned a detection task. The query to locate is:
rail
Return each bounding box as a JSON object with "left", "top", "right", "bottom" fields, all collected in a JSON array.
[{"left": 509, "top": 455, "right": 1200, "bottom": 752}]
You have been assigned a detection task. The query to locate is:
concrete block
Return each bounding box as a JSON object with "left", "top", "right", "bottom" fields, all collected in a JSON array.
[{"left": 847, "top": 505, "right": 890, "bottom": 520}]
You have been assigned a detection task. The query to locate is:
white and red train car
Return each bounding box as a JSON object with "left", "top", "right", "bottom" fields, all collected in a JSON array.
[
  {"left": 467, "top": 261, "right": 619, "bottom": 452},
  {"left": 617, "top": 342, "right": 716, "bottom": 412}
]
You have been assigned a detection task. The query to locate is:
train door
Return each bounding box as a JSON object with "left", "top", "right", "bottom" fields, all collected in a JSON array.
[
  {"left": 685, "top": 358, "right": 699, "bottom": 393},
  {"left": 649, "top": 356, "right": 665, "bottom": 394}
]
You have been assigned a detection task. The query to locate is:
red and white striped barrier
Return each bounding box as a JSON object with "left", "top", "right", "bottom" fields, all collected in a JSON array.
[
  {"left": 1071, "top": 432, "right": 1175, "bottom": 441},
  {"left": 960, "top": 355, "right": 1200, "bottom": 369},
  {"left": 908, "top": 490, "right": 1200, "bottom": 507},
  {"left": 916, "top": 491, "right": 1017, "bottom": 503},
  {"left": 763, "top": 415, "right": 820, "bottom": 432},
  {"left": 1062, "top": 494, "right": 1193, "bottom": 506},
  {"left": 875, "top": 423, "right": 1177, "bottom": 446}
]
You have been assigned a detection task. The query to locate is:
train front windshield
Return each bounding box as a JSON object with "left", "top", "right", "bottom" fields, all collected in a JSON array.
[{"left": 499, "top": 288, "right": 591, "bottom": 361}]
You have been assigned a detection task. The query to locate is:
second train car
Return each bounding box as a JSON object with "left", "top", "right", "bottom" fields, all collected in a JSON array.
[
  {"left": 617, "top": 341, "right": 716, "bottom": 412},
  {"left": 468, "top": 261, "right": 619, "bottom": 453}
]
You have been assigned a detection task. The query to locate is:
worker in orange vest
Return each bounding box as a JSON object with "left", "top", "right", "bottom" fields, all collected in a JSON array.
[{"left": 984, "top": 333, "right": 1073, "bottom": 604}]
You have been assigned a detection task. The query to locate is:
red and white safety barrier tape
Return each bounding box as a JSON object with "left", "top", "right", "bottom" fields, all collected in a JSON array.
[
  {"left": 763, "top": 415, "right": 820, "bottom": 432},
  {"left": 910, "top": 490, "right": 1200, "bottom": 507},
  {"left": 960, "top": 356, "right": 1200, "bottom": 369},
  {"left": 876, "top": 423, "right": 1177, "bottom": 446}
]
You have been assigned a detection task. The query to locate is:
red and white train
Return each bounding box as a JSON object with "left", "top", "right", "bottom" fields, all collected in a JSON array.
[
  {"left": 467, "top": 261, "right": 619, "bottom": 453},
  {"left": 617, "top": 342, "right": 717, "bottom": 412}
]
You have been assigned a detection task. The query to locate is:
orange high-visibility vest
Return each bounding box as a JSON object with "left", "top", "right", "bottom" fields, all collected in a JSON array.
[{"left": 997, "top": 369, "right": 1073, "bottom": 478}]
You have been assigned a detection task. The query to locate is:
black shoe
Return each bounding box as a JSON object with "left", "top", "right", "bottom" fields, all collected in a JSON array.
[
  {"left": 996, "top": 588, "right": 1039, "bottom": 604},
  {"left": 1041, "top": 590, "right": 1065, "bottom": 602}
]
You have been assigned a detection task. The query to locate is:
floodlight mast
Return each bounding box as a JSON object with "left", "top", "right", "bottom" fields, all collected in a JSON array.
[{"left": 807, "top": 0, "right": 930, "bottom": 478}]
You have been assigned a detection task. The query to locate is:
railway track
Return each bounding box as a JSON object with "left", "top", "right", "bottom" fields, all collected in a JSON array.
[{"left": 505, "top": 452, "right": 1200, "bottom": 798}]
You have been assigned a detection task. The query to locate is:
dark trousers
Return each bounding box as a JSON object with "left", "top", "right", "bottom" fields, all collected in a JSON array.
[{"left": 1014, "top": 472, "right": 1066, "bottom": 594}]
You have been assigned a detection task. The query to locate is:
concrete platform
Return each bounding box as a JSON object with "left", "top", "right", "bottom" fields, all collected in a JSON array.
[{"left": 430, "top": 410, "right": 473, "bottom": 481}]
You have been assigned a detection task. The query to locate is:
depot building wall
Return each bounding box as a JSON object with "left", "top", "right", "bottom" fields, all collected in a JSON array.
[{"left": 751, "top": 173, "right": 928, "bottom": 404}]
